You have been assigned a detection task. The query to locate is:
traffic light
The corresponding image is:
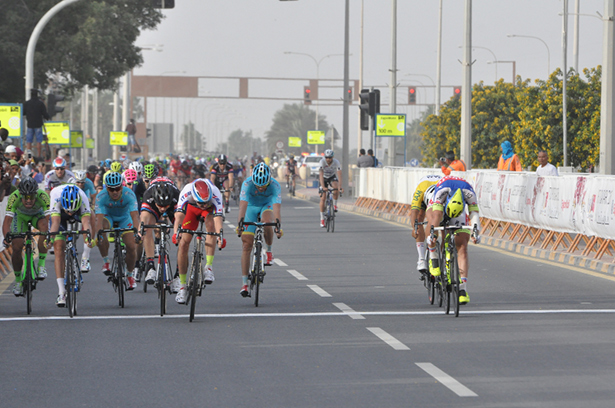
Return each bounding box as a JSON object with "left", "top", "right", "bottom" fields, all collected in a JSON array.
[
  {"left": 304, "top": 86, "right": 311, "bottom": 105},
  {"left": 453, "top": 86, "right": 461, "bottom": 98},
  {"left": 146, "top": 128, "right": 152, "bottom": 137},
  {"left": 47, "top": 93, "right": 65, "bottom": 119},
  {"left": 408, "top": 87, "right": 417, "bottom": 104},
  {"left": 152, "top": 0, "right": 175, "bottom": 8},
  {"left": 359, "top": 89, "right": 370, "bottom": 130},
  {"left": 369, "top": 89, "right": 380, "bottom": 117},
  {"left": 347, "top": 87, "right": 353, "bottom": 101}
]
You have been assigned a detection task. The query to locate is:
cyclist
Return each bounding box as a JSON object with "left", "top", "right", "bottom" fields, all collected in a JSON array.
[
  {"left": 210, "top": 154, "right": 234, "bottom": 213},
  {"left": 173, "top": 178, "right": 225, "bottom": 304},
  {"left": 44, "top": 157, "right": 75, "bottom": 194},
  {"left": 318, "top": 149, "right": 343, "bottom": 228},
  {"left": 236, "top": 163, "right": 283, "bottom": 297},
  {"left": 142, "top": 181, "right": 180, "bottom": 285},
  {"left": 72, "top": 171, "right": 97, "bottom": 273},
  {"left": 425, "top": 175, "right": 481, "bottom": 305},
  {"left": 95, "top": 172, "right": 141, "bottom": 290},
  {"left": 409, "top": 174, "right": 441, "bottom": 273},
  {"left": 2, "top": 177, "right": 51, "bottom": 296},
  {"left": 48, "top": 184, "right": 94, "bottom": 306},
  {"left": 285, "top": 155, "right": 299, "bottom": 193}
]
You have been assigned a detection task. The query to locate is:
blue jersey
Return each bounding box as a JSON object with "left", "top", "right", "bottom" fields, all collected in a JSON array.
[
  {"left": 240, "top": 179, "right": 282, "bottom": 207},
  {"left": 95, "top": 186, "right": 139, "bottom": 217},
  {"left": 83, "top": 178, "right": 96, "bottom": 197},
  {"left": 431, "top": 176, "right": 479, "bottom": 213}
]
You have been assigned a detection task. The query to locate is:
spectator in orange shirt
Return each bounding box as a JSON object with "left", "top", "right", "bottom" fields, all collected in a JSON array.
[
  {"left": 497, "top": 140, "right": 522, "bottom": 171},
  {"left": 439, "top": 151, "right": 466, "bottom": 176}
]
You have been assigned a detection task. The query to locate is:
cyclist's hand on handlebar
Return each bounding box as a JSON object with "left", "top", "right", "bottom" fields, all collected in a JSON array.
[
  {"left": 472, "top": 234, "right": 481, "bottom": 245},
  {"left": 276, "top": 228, "right": 283, "bottom": 239},
  {"left": 172, "top": 232, "right": 179, "bottom": 246},
  {"left": 218, "top": 237, "right": 226, "bottom": 249},
  {"left": 44, "top": 237, "right": 53, "bottom": 249},
  {"left": 134, "top": 232, "right": 142, "bottom": 244},
  {"left": 235, "top": 225, "right": 242, "bottom": 237}
]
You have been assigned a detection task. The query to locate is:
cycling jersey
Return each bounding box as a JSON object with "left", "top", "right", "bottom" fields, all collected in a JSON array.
[
  {"left": 430, "top": 176, "right": 479, "bottom": 214},
  {"left": 49, "top": 185, "right": 91, "bottom": 217},
  {"left": 44, "top": 169, "right": 75, "bottom": 191},
  {"left": 95, "top": 187, "right": 139, "bottom": 218},
  {"left": 132, "top": 179, "right": 147, "bottom": 209},
  {"left": 286, "top": 159, "right": 298, "bottom": 175},
  {"left": 5, "top": 189, "right": 51, "bottom": 233},
  {"left": 210, "top": 162, "right": 234, "bottom": 180},
  {"left": 141, "top": 182, "right": 180, "bottom": 223},
  {"left": 319, "top": 158, "right": 341, "bottom": 179},
  {"left": 411, "top": 175, "right": 441, "bottom": 211},
  {"left": 81, "top": 178, "right": 97, "bottom": 197},
  {"left": 240, "top": 179, "right": 281, "bottom": 234},
  {"left": 176, "top": 179, "right": 223, "bottom": 216}
]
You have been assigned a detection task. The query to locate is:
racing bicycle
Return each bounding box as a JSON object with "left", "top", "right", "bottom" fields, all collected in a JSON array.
[
  {"left": 98, "top": 224, "right": 138, "bottom": 308},
  {"left": 141, "top": 221, "right": 174, "bottom": 316}
]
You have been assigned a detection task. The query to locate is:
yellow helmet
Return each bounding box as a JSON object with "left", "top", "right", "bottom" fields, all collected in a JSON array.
[
  {"left": 110, "top": 161, "right": 123, "bottom": 173},
  {"left": 445, "top": 188, "right": 465, "bottom": 218}
]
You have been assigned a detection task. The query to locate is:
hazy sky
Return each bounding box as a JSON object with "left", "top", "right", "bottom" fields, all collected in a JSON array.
[{"left": 135, "top": 0, "right": 605, "bottom": 153}]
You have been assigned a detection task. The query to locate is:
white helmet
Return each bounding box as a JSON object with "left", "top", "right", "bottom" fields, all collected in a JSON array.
[
  {"left": 129, "top": 161, "right": 143, "bottom": 178},
  {"left": 73, "top": 170, "right": 87, "bottom": 182}
]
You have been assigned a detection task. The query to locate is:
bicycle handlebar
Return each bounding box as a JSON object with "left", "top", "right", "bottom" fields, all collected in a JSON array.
[
  {"left": 5, "top": 230, "right": 49, "bottom": 243},
  {"left": 47, "top": 230, "right": 91, "bottom": 239},
  {"left": 140, "top": 223, "right": 173, "bottom": 236},
  {"left": 238, "top": 217, "right": 281, "bottom": 236}
]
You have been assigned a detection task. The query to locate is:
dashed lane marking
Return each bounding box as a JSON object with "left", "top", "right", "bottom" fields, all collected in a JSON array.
[
  {"left": 273, "top": 259, "right": 287, "bottom": 267},
  {"left": 307, "top": 285, "right": 332, "bottom": 297},
  {"left": 416, "top": 363, "right": 478, "bottom": 397},
  {"left": 367, "top": 327, "right": 410, "bottom": 350},
  {"left": 287, "top": 269, "right": 308, "bottom": 280},
  {"left": 332, "top": 302, "right": 365, "bottom": 319}
]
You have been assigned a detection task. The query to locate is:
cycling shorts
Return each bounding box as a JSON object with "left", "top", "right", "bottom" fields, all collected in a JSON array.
[
  {"left": 243, "top": 203, "right": 274, "bottom": 235},
  {"left": 102, "top": 214, "right": 135, "bottom": 234},
  {"left": 323, "top": 175, "right": 338, "bottom": 189},
  {"left": 10, "top": 211, "right": 46, "bottom": 234},
  {"left": 181, "top": 203, "right": 217, "bottom": 231},
  {"left": 49, "top": 213, "right": 83, "bottom": 242}
]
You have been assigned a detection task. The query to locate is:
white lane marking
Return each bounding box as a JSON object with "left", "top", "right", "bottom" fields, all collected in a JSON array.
[
  {"left": 3, "top": 308, "right": 615, "bottom": 322},
  {"left": 307, "top": 285, "right": 332, "bottom": 297},
  {"left": 226, "top": 223, "right": 235, "bottom": 229},
  {"left": 287, "top": 269, "right": 308, "bottom": 280},
  {"left": 416, "top": 363, "right": 478, "bottom": 397},
  {"left": 293, "top": 207, "right": 315, "bottom": 209},
  {"left": 366, "top": 327, "right": 410, "bottom": 350},
  {"left": 273, "top": 259, "right": 287, "bottom": 267},
  {"left": 332, "top": 302, "right": 365, "bottom": 319}
]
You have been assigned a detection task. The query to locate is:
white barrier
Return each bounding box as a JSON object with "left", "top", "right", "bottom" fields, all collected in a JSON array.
[{"left": 357, "top": 167, "right": 615, "bottom": 240}]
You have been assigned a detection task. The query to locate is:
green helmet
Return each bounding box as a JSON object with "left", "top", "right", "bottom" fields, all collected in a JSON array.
[
  {"left": 445, "top": 188, "right": 465, "bottom": 219},
  {"left": 143, "top": 163, "right": 156, "bottom": 180}
]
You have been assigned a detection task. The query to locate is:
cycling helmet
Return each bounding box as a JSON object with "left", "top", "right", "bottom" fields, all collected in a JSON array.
[
  {"left": 18, "top": 177, "right": 38, "bottom": 196},
  {"left": 191, "top": 179, "right": 211, "bottom": 203},
  {"left": 61, "top": 185, "right": 82, "bottom": 212},
  {"left": 289, "top": 155, "right": 294, "bottom": 160},
  {"left": 445, "top": 188, "right": 465, "bottom": 219},
  {"left": 105, "top": 171, "right": 123, "bottom": 188},
  {"left": 87, "top": 165, "right": 98, "bottom": 174},
  {"left": 123, "top": 168, "right": 138, "bottom": 184},
  {"left": 252, "top": 162, "right": 271, "bottom": 187},
  {"left": 218, "top": 154, "right": 227, "bottom": 165},
  {"left": 53, "top": 157, "right": 67, "bottom": 168},
  {"left": 129, "top": 162, "right": 143, "bottom": 177},
  {"left": 153, "top": 182, "right": 174, "bottom": 207},
  {"left": 143, "top": 163, "right": 156, "bottom": 180},
  {"left": 73, "top": 170, "right": 87, "bottom": 182},
  {"left": 324, "top": 149, "right": 334, "bottom": 158},
  {"left": 104, "top": 159, "right": 112, "bottom": 169},
  {"left": 110, "top": 161, "right": 123, "bottom": 173}
]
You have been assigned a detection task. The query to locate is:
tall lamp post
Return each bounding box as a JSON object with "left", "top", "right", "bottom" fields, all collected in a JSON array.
[
  {"left": 507, "top": 34, "right": 551, "bottom": 78},
  {"left": 458, "top": 45, "right": 498, "bottom": 82},
  {"left": 284, "top": 51, "right": 345, "bottom": 154}
]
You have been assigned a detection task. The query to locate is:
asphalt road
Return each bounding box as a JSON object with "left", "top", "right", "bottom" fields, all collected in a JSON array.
[{"left": 1, "top": 194, "right": 615, "bottom": 408}]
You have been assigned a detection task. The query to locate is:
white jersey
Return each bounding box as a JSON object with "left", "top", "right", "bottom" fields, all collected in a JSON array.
[
  {"left": 49, "top": 184, "right": 91, "bottom": 217},
  {"left": 319, "top": 158, "right": 341, "bottom": 179},
  {"left": 177, "top": 178, "right": 223, "bottom": 215},
  {"left": 44, "top": 169, "right": 75, "bottom": 191}
]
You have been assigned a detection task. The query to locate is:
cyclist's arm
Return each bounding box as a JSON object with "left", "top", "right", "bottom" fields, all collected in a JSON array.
[
  {"left": 130, "top": 210, "right": 140, "bottom": 234},
  {"left": 2, "top": 215, "right": 13, "bottom": 239},
  {"left": 409, "top": 208, "right": 420, "bottom": 239},
  {"left": 49, "top": 215, "right": 61, "bottom": 233},
  {"left": 82, "top": 214, "right": 93, "bottom": 242},
  {"left": 336, "top": 169, "right": 343, "bottom": 192},
  {"left": 210, "top": 171, "right": 217, "bottom": 184},
  {"left": 272, "top": 203, "right": 281, "bottom": 225},
  {"left": 173, "top": 211, "right": 185, "bottom": 236},
  {"left": 319, "top": 168, "right": 325, "bottom": 190}
]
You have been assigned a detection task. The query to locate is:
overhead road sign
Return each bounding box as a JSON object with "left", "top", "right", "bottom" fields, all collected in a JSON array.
[
  {"left": 45, "top": 121, "right": 70, "bottom": 145},
  {"left": 307, "top": 130, "right": 325, "bottom": 145},
  {"left": 375, "top": 114, "right": 406, "bottom": 137},
  {"left": 0, "top": 104, "right": 23, "bottom": 138}
]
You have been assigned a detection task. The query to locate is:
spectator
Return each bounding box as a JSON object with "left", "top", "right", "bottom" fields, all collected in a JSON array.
[
  {"left": 536, "top": 150, "right": 559, "bottom": 176},
  {"left": 4, "top": 145, "right": 19, "bottom": 162},
  {"left": 357, "top": 148, "right": 374, "bottom": 168},
  {"left": 23, "top": 89, "right": 50, "bottom": 158},
  {"left": 368, "top": 149, "right": 379, "bottom": 167},
  {"left": 0, "top": 128, "right": 14, "bottom": 153},
  {"left": 29, "top": 157, "right": 44, "bottom": 183},
  {"left": 125, "top": 118, "right": 137, "bottom": 153},
  {"left": 439, "top": 151, "right": 466, "bottom": 175},
  {"left": 0, "top": 160, "right": 16, "bottom": 201},
  {"left": 7, "top": 159, "right": 22, "bottom": 187},
  {"left": 497, "top": 140, "right": 522, "bottom": 171}
]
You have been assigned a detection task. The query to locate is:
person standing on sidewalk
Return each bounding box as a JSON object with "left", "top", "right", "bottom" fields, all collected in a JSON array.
[
  {"left": 439, "top": 151, "right": 466, "bottom": 176},
  {"left": 23, "top": 89, "right": 50, "bottom": 159},
  {"left": 357, "top": 149, "right": 374, "bottom": 168},
  {"left": 536, "top": 150, "right": 559, "bottom": 176},
  {"left": 497, "top": 141, "right": 522, "bottom": 171}
]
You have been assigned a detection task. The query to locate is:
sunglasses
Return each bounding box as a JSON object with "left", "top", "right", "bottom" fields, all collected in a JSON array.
[
  {"left": 23, "top": 194, "right": 36, "bottom": 201},
  {"left": 107, "top": 186, "right": 122, "bottom": 192},
  {"left": 126, "top": 182, "right": 133, "bottom": 187},
  {"left": 55, "top": 167, "right": 65, "bottom": 171}
]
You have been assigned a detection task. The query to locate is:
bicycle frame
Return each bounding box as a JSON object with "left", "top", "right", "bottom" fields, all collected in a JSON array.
[
  {"left": 141, "top": 221, "right": 173, "bottom": 316},
  {"left": 241, "top": 219, "right": 279, "bottom": 307},
  {"left": 98, "top": 225, "right": 136, "bottom": 308}
]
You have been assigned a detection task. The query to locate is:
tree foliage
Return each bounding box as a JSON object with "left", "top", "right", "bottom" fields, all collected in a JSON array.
[
  {"left": 216, "top": 129, "right": 264, "bottom": 159},
  {"left": 420, "top": 67, "right": 602, "bottom": 170},
  {"left": 265, "top": 104, "right": 331, "bottom": 156},
  {"left": 0, "top": 0, "right": 162, "bottom": 102}
]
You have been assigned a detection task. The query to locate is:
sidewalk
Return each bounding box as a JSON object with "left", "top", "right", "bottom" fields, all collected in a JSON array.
[{"left": 293, "top": 188, "right": 615, "bottom": 277}]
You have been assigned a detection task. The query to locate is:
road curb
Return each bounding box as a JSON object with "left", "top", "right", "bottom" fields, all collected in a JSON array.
[{"left": 294, "top": 192, "right": 615, "bottom": 277}]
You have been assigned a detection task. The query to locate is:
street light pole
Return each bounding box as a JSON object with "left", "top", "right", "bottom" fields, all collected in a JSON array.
[
  {"left": 507, "top": 34, "right": 551, "bottom": 78},
  {"left": 459, "top": 46, "right": 498, "bottom": 82}
]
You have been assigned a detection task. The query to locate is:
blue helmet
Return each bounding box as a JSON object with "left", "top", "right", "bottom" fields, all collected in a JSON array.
[
  {"left": 61, "top": 185, "right": 82, "bottom": 212},
  {"left": 104, "top": 159, "right": 112, "bottom": 169},
  {"left": 252, "top": 163, "right": 271, "bottom": 187},
  {"left": 105, "top": 171, "right": 123, "bottom": 188}
]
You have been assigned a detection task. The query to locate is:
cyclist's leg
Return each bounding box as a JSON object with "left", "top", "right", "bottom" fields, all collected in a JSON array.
[
  {"left": 223, "top": 179, "right": 230, "bottom": 203},
  {"left": 260, "top": 206, "right": 275, "bottom": 247},
  {"left": 319, "top": 179, "right": 329, "bottom": 225},
  {"left": 410, "top": 209, "right": 427, "bottom": 270},
  {"left": 425, "top": 207, "right": 444, "bottom": 276},
  {"left": 331, "top": 178, "right": 340, "bottom": 200},
  {"left": 140, "top": 208, "right": 158, "bottom": 259},
  {"left": 97, "top": 217, "right": 112, "bottom": 259},
  {"left": 177, "top": 204, "right": 198, "bottom": 279},
  {"left": 455, "top": 231, "right": 471, "bottom": 304}
]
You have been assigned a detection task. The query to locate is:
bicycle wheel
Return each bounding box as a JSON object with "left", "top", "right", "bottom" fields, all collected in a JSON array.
[
  {"left": 326, "top": 201, "right": 331, "bottom": 232},
  {"left": 117, "top": 247, "right": 125, "bottom": 308},
  {"left": 331, "top": 201, "right": 335, "bottom": 233},
  {"left": 427, "top": 274, "right": 435, "bottom": 305},
  {"left": 25, "top": 245, "right": 33, "bottom": 315},
  {"left": 66, "top": 253, "right": 75, "bottom": 318},
  {"left": 158, "top": 252, "right": 167, "bottom": 316},
  {"left": 451, "top": 244, "right": 460, "bottom": 317},
  {"left": 189, "top": 254, "right": 201, "bottom": 322},
  {"left": 253, "top": 241, "right": 262, "bottom": 307},
  {"left": 443, "top": 247, "right": 451, "bottom": 315},
  {"left": 140, "top": 251, "right": 148, "bottom": 293}
]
